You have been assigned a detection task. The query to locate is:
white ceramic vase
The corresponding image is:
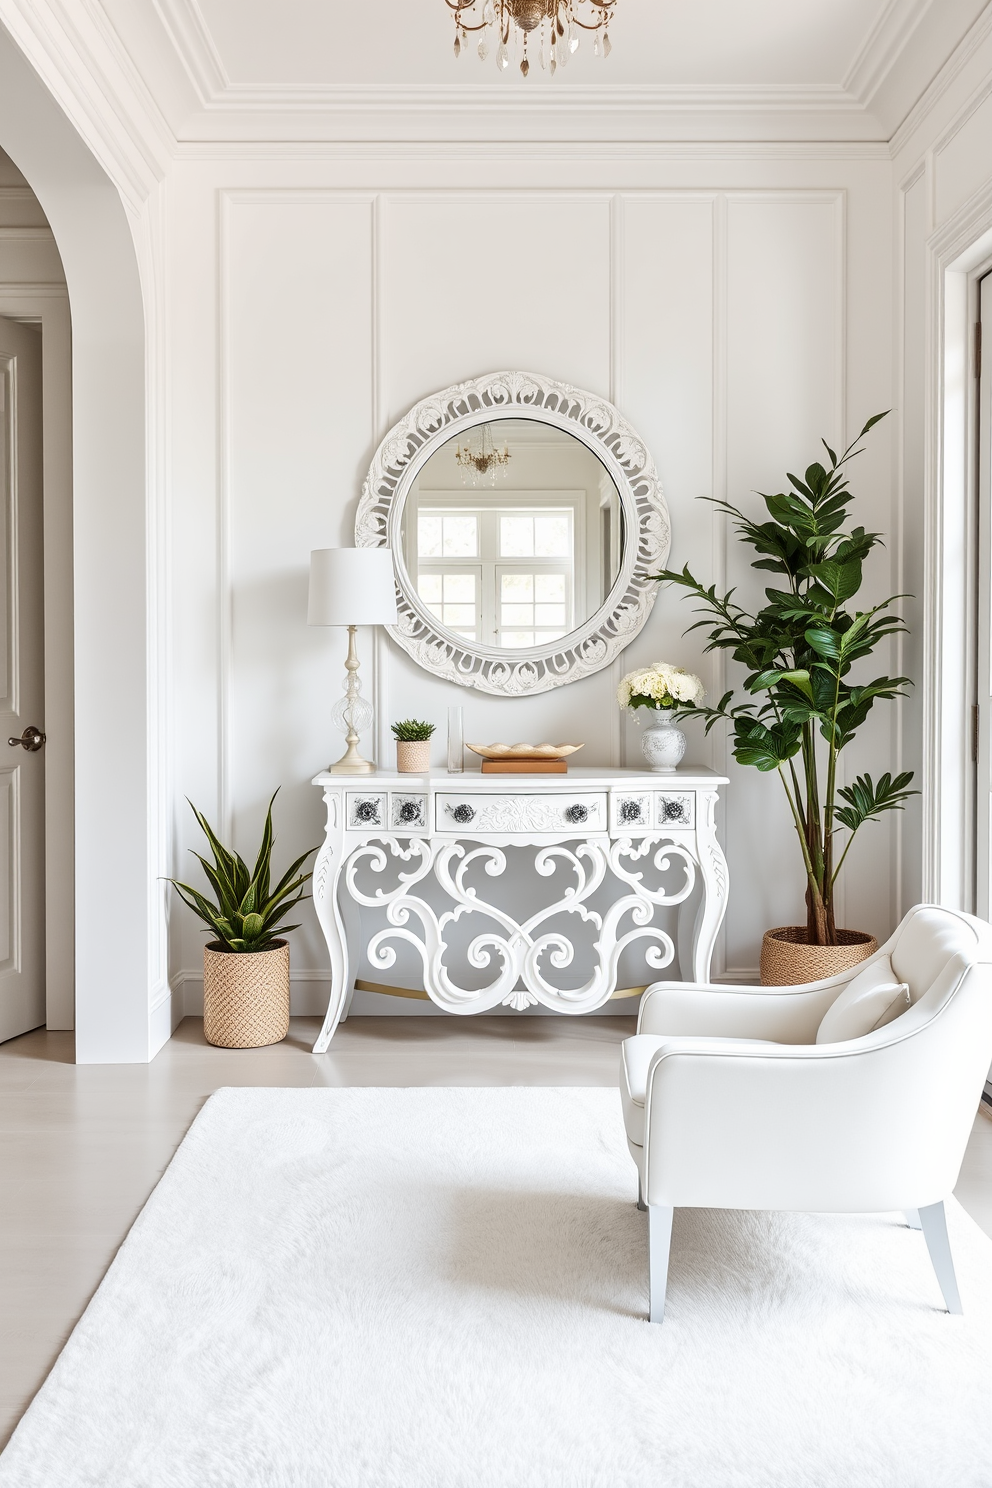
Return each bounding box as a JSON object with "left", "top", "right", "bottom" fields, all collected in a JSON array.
[{"left": 640, "top": 708, "right": 687, "bottom": 774}]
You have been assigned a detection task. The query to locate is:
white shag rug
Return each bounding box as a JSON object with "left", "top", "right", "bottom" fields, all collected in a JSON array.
[{"left": 2, "top": 1087, "right": 991, "bottom": 1488}]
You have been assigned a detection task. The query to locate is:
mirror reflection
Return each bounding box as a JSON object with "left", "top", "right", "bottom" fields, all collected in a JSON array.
[{"left": 401, "top": 418, "right": 624, "bottom": 650}]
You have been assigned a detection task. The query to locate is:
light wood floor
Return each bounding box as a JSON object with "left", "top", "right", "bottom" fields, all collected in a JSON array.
[{"left": 0, "top": 1014, "right": 990, "bottom": 1451}]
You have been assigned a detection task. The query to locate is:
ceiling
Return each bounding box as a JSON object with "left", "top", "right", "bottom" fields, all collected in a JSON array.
[
  {"left": 164, "top": 0, "right": 893, "bottom": 88},
  {"left": 89, "top": 0, "right": 990, "bottom": 142}
]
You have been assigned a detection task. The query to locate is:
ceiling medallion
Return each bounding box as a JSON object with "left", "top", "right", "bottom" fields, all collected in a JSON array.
[
  {"left": 447, "top": 0, "right": 618, "bottom": 78},
  {"left": 454, "top": 424, "right": 511, "bottom": 484}
]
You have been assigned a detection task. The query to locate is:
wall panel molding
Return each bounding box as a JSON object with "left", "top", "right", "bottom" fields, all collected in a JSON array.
[{"left": 193, "top": 176, "right": 887, "bottom": 995}]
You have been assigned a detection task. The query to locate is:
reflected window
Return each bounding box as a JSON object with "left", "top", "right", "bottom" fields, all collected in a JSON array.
[
  {"left": 418, "top": 513, "right": 478, "bottom": 559},
  {"left": 498, "top": 570, "right": 568, "bottom": 648},
  {"left": 402, "top": 418, "right": 623, "bottom": 652},
  {"left": 417, "top": 569, "right": 480, "bottom": 639},
  {"left": 416, "top": 505, "right": 573, "bottom": 647}
]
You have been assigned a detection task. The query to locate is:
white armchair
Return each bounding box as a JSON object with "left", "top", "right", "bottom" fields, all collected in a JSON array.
[{"left": 619, "top": 904, "right": 992, "bottom": 1323}]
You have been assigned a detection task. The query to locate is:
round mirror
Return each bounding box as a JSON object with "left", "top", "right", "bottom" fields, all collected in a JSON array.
[
  {"left": 400, "top": 419, "right": 624, "bottom": 651},
  {"left": 356, "top": 371, "right": 669, "bottom": 695}
]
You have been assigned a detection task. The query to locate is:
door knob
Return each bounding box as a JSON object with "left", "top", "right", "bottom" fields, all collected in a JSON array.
[{"left": 7, "top": 726, "right": 45, "bottom": 752}]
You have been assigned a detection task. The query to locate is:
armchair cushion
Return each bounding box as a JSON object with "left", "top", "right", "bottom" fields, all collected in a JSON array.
[{"left": 815, "top": 955, "right": 911, "bottom": 1044}]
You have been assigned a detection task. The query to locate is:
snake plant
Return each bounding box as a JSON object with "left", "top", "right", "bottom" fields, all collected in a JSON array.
[{"left": 168, "top": 792, "right": 317, "bottom": 954}]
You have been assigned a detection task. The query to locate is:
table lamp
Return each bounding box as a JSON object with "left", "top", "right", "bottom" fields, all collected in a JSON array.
[{"left": 308, "top": 547, "right": 398, "bottom": 774}]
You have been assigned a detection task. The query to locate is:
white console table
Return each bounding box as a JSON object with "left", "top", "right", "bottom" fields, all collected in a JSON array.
[{"left": 310, "top": 766, "right": 729, "bottom": 1052}]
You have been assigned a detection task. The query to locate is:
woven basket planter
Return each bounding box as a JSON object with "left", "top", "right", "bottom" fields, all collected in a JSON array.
[
  {"left": 759, "top": 926, "right": 878, "bottom": 987},
  {"left": 202, "top": 939, "right": 290, "bottom": 1048},
  {"left": 396, "top": 739, "right": 431, "bottom": 773}
]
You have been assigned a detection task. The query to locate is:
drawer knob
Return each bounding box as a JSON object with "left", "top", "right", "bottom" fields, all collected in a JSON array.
[
  {"left": 451, "top": 803, "right": 476, "bottom": 824},
  {"left": 564, "top": 803, "right": 589, "bottom": 824},
  {"left": 354, "top": 799, "right": 381, "bottom": 824}
]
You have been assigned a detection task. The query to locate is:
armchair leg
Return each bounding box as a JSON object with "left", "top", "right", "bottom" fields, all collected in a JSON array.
[
  {"left": 904, "top": 1209, "right": 922, "bottom": 1230},
  {"left": 637, "top": 1173, "right": 646, "bottom": 1212},
  {"left": 648, "top": 1205, "right": 674, "bottom": 1324},
  {"left": 918, "top": 1201, "right": 962, "bottom": 1314}
]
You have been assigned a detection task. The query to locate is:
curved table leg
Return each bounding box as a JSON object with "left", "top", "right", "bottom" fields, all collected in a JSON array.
[
  {"left": 338, "top": 890, "right": 363, "bottom": 1024},
  {"left": 683, "top": 789, "right": 729, "bottom": 984},
  {"left": 311, "top": 792, "right": 350, "bottom": 1053}
]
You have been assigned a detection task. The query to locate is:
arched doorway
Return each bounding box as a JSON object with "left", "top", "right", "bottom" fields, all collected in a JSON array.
[{"left": 0, "top": 21, "right": 165, "bottom": 1062}]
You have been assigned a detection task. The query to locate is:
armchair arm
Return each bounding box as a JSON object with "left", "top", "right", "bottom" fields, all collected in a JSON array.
[
  {"left": 637, "top": 971, "right": 856, "bottom": 1044},
  {"left": 640, "top": 978, "right": 992, "bottom": 1212}
]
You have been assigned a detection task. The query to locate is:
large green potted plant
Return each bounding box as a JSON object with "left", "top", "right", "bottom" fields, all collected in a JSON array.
[
  {"left": 168, "top": 792, "right": 316, "bottom": 1047},
  {"left": 654, "top": 413, "right": 916, "bottom": 983}
]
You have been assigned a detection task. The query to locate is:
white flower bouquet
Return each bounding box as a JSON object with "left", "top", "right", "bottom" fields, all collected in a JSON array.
[{"left": 617, "top": 662, "right": 705, "bottom": 712}]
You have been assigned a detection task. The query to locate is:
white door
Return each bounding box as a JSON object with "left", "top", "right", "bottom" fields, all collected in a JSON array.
[{"left": 0, "top": 315, "right": 45, "bottom": 1042}]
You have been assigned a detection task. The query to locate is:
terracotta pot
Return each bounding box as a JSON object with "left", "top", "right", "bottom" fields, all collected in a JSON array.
[
  {"left": 396, "top": 739, "right": 431, "bottom": 773},
  {"left": 202, "top": 939, "right": 290, "bottom": 1048},
  {"left": 759, "top": 926, "right": 878, "bottom": 987}
]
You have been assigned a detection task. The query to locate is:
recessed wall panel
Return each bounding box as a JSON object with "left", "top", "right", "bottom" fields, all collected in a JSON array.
[
  {"left": 724, "top": 194, "right": 843, "bottom": 966},
  {"left": 616, "top": 196, "right": 715, "bottom": 741},
  {"left": 381, "top": 194, "right": 613, "bottom": 423},
  {"left": 223, "top": 193, "right": 374, "bottom": 968}
]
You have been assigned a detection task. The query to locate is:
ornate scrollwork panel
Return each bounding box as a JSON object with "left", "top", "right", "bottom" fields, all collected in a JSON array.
[{"left": 363, "top": 836, "right": 676, "bottom": 1015}]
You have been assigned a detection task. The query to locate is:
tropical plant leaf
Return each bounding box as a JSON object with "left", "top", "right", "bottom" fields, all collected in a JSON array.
[
  {"left": 833, "top": 771, "right": 918, "bottom": 832},
  {"left": 653, "top": 410, "right": 911, "bottom": 939}
]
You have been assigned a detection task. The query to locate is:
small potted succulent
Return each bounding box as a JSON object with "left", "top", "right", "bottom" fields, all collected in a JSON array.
[
  {"left": 617, "top": 662, "right": 705, "bottom": 773},
  {"left": 167, "top": 792, "right": 316, "bottom": 1048},
  {"left": 392, "top": 718, "right": 435, "bottom": 773}
]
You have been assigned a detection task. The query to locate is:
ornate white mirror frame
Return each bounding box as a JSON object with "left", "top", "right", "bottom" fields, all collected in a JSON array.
[{"left": 355, "top": 370, "right": 670, "bottom": 696}]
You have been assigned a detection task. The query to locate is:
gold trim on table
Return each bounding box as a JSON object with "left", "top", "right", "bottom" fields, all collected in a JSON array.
[{"left": 354, "top": 979, "right": 645, "bottom": 1001}]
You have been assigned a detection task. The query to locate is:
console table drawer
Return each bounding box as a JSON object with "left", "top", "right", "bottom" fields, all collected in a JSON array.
[{"left": 437, "top": 792, "right": 607, "bottom": 834}]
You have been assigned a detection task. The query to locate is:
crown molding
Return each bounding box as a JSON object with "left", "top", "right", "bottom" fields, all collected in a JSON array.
[
  {"left": 889, "top": 2, "right": 992, "bottom": 155},
  {"left": 5, "top": 0, "right": 986, "bottom": 163},
  {"left": 151, "top": 0, "right": 891, "bottom": 143},
  {"left": 151, "top": 0, "right": 227, "bottom": 101},
  {"left": 187, "top": 82, "right": 864, "bottom": 116},
  {"left": 173, "top": 137, "right": 893, "bottom": 163},
  {"left": 169, "top": 84, "right": 889, "bottom": 147},
  {"left": 0, "top": 0, "right": 172, "bottom": 202},
  {"left": 842, "top": 0, "right": 935, "bottom": 104}
]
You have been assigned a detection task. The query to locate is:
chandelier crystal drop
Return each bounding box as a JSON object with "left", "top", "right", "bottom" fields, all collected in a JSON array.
[
  {"left": 446, "top": 0, "right": 618, "bottom": 78},
  {"left": 454, "top": 424, "right": 511, "bottom": 485}
]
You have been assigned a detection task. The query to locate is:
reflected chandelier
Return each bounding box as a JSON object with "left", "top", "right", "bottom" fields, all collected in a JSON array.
[
  {"left": 447, "top": 0, "right": 618, "bottom": 78},
  {"left": 455, "top": 424, "right": 511, "bottom": 485}
]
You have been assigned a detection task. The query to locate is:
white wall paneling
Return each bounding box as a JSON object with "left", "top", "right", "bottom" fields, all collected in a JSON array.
[
  {"left": 218, "top": 190, "right": 376, "bottom": 982},
  {"left": 2, "top": 4, "right": 991, "bottom": 1052},
  {"left": 167, "top": 161, "right": 894, "bottom": 1006}
]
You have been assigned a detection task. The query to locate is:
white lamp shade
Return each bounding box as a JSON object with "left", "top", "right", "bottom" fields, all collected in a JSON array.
[{"left": 308, "top": 547, "right": 398, "bottom": 627}]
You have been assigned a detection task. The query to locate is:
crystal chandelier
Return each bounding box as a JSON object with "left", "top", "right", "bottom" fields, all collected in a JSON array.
[
  {"left": 454, "top": 425, "right": 511, "bottom": 484},
  {"left": 447, "top": 0, "right": 618, "bottom": 78}
]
